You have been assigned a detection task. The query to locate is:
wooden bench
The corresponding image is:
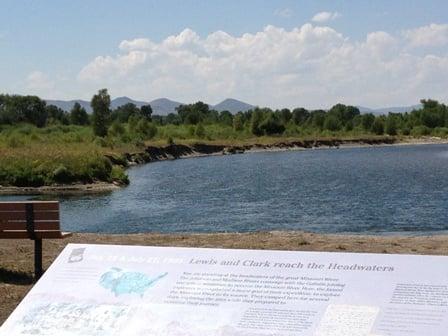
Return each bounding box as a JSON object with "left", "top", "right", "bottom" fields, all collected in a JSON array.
[{"left": 0, "top": 201, "right": 72, "bottom": 280}]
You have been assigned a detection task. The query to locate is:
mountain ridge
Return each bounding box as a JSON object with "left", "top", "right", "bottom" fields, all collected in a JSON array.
[
  {"left": 45, "top": 97, "right": 255, "bottom": 115},
  {"left": 45, "top": 97, "right": 423, "bottom": 116}
]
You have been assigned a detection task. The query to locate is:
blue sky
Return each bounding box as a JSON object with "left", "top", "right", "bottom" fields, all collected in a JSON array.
[{"left": 1, "top": 0, "right": 448, "bottom": 108}]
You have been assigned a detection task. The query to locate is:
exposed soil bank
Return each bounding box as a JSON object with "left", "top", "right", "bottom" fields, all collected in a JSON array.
[
  {"left": 123, "top": 137, "right": 399, "bottom": 165},
  {"left": 1, "top": 231, "right": 448, "bottom": 324}
]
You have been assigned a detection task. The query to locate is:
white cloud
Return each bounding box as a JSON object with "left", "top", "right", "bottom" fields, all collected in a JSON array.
[
  {"left": 78, "top": 51, "right": 147, "bottom": 81},
  {"left": 119, "top": 38, "right": 153, "bottom": 51},
  {"left": 26, "top": 71, "right": 54, "bottom": 93},
  {"left": 311, "top": 11, "right": 341, "bottom": 23},
  {"left": 274, "top": 8, "right": 293, "bottom": 18},
  {"left": 403, "top": 23, "right": 448, "bottom": 47},
  {"left": 75, "top": 23, "right": 448, "bottom": 108}
]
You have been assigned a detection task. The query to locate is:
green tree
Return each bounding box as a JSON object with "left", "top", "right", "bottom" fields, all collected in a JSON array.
[
  {"left": 176, "top": 101, "right": 210, "bottom": 124},
  {"left": 291, "top": 108, "right": 310, "bottom": 125},
  {"left": 385, "top": 115, "right": 398, "bottom": 135},
  {"left": 0, "top": 95, "right": 48, "bottom": 127},
  {"left": 140, "top": 104, "right": 153, "bottom": 121},
  {"left": 277, "top": 108, "right": 292, "bottom": 124},
  {"left": 218, "top": 111, "right": 233, "bottom": 126},
  {"left": 361, "top": 113, "right": 375, "bottom": 131},
  {"left": 136, "top": 119, "right": 157, "bottom": 139},
  {"left": 324, "top": 115, "right": 342, "bottom": 131},
  {"left": 233, "top": 113, "right": 244, "bottom": 131},
  {"left": 309, "top": 110, "right": 326, "bottom": 130},
  {"left": 250, "top": 109, "right": 264, "bottom": 136},
  {"left": 371, "top": 117, "right": 385, "bottom": 135},
  {"left": 111, "top": 103, "right": 139, "bottom": 123},
  {"left": 70, "top": 102, "right": 89, "bottom": 125},
  {"left": 91, "top": 89, "right": 111, "bottom": 137},
  {"left": 46, "top": 105, "right": 69, "bottom": 125},
  {"left": 259, "top": 112, "right": 285, "bottom": 135}
]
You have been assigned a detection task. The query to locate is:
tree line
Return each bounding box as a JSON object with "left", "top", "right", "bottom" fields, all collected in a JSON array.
[{"left": 1, "top": 89, "right": 447, "bottom": 138}]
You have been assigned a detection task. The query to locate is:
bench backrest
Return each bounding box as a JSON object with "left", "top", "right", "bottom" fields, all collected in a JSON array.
[{"left": 0, "top": 201, "right": 62, "bottom": 239}]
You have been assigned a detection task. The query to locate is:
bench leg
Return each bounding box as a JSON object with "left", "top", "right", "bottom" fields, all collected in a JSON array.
[{"left": 34, "top": 239, "right": 43, "bottom": 281}]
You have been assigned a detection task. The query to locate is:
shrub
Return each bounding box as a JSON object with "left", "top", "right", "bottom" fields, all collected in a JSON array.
[
  {"left": 195, "top": 123, "right": 206, "bottom": 138},
  {"left": 135, "top": 119, "right": 158, "bottom": 139},
  {"left": 94, "top": 137, "right": 108, "bottom": 147},
  {"left": 401, "top": 127, "right": 411, "bottom": 136},
  {"left": 371, "top": 118, "right": 385, "bottom": 135},
  {"left": 52, "top": 164, "right": 72, "bottom": 184},
  {"left": 324, "top": 115, "right": 342, "bottom": 131},
  {"left": 432, "top": 127, "right": 448, "bottom": 138},
  {"left": 108, "top": 121, "right": 126, "bottom": 137},
  {"left": 110, "top": 166, "right": 129, "bottom": 185},
  {"left": 411, "top": 125, "right": 431, "bottom": 136},
  {"left": 259, "top": 114, "right": 285, "bottom": 135}
]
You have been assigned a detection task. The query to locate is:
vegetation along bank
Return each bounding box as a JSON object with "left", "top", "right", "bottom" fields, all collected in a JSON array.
[{"left": 1, "top": 89, "right": 448, "bottom": 193}]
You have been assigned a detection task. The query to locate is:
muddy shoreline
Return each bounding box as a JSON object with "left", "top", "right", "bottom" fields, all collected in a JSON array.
[
  {"left": 1, "top": 136, "right": 447, "bottom": 195},
  {"left": 1, "top": 231, "right": 448, "bottom": 324}
]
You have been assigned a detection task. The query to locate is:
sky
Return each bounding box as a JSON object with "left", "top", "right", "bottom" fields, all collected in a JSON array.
[{"left": 1, "top": 0, "right": 448, "bottom": 109}]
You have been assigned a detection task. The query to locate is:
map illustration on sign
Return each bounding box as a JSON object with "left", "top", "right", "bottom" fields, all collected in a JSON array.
[
  {"left": 99, "top": 268, "right": 168, "bottom": 297},
  {"left": 1, "top": 244, "right": 448, "bottom": 335}
]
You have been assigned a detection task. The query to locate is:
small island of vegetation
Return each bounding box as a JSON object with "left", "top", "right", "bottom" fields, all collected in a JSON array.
[{"left": 0, "top": 88, "right": 447, "bottom": 192}]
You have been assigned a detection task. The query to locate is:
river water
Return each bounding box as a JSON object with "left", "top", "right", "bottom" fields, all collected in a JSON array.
[{"left": 2, "top": 144, "right": 448, "bottom": 235}]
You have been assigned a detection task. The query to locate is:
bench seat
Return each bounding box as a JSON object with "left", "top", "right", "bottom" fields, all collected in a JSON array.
[{"left": 0, "top": 201, "right": 71, "bottom": 280}]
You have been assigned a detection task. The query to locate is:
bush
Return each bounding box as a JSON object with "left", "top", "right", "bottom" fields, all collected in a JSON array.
[
  {"left": 195, "top": 124, "right": 206, "bottom": 138},
  {"left": 108, "top": 121, "right": 126, "bottom": 137},
  {"left": 371, "top": 118, "right": 385, "bottom": 135},
  {"left": 324, "top": 115, "right": 342, "bottom": 131},
  {"left": 259, "top": 114, "right": 285, "bottom": 135},
  {"left": 135, "top": 119, "right": 158, "bottom": 139},
  {"left": 94, "top": 137, "right": 108, "bottom": 147},
  {"left": 385, "top": 118, "right": 397, "bottom": 135},
  {"left": 52, "top": 165, "right": 72, "bottom": 184},
  {"left": 411, "top": 125, "right": 431, "bottom": 136},
  {"left": 401, "top": 127, "right": 411, "bottom": 136},
  {"left": 432, "top": 127, "right": 448, "bottom": 137},
  {"left": 110, "top": 166, "right": 129, "bottom": 185}
]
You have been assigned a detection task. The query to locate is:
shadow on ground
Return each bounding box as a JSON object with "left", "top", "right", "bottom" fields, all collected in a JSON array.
[{"left": 0, "top": 268, "right": 34, "bottom": 285}]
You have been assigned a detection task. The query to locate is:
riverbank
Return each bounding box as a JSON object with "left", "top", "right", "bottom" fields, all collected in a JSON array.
[
  {"left": 2, "top": 136, "right": 448, "bottom": 195},
  {"left": 0, "top": 182, "right": 121, "bottom": 195},
  {"left": 1, "top": 231, "right": 447, "bottom": 324}
]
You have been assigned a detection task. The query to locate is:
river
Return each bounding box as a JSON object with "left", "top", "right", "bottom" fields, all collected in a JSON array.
[{"left": 2, "top": 144, "right": 448, "bottom": 235}]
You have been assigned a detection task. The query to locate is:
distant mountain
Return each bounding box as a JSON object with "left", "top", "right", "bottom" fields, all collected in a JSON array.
[
  {"left": 46, "top": 97, "right": 182, "bottom": 115},
  {"left": 148, "top": 98, "right": 183, "bottom": 115},
  {"left": 111, "top": 96, "right": 149, "bottom": 109},
  {"left": 212, "top": 98, "right": 255, "bottom": 113},
  {"left": 45, "top": 97, "right": 254, "bottom": 115},
  {"left": 46, "top": 97, "right": 422, "bottom": 116},
  {"left": 358, "top": 104, "right": 422, "bottom": 115},
  {"left": 46, "top": 99, "right": 91, "bottom": 113}
]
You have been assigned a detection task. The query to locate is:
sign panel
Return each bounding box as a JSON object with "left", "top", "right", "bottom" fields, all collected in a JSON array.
[{"left": 1, "top": 244, "right": 448, "bottom": 335}]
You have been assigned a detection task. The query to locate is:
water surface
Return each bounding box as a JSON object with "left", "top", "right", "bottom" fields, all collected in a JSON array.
[{"left": 3, "top": 144, "right": 448, "bottom": 235}]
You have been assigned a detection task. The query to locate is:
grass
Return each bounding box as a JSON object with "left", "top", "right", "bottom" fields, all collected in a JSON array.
[{"left": 0, "top": 125, "right": 135, "bottom": 187}]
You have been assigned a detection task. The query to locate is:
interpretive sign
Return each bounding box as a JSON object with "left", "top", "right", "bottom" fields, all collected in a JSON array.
[{"left": 1, "top": 244, "right": 448, "bottom": 335}]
